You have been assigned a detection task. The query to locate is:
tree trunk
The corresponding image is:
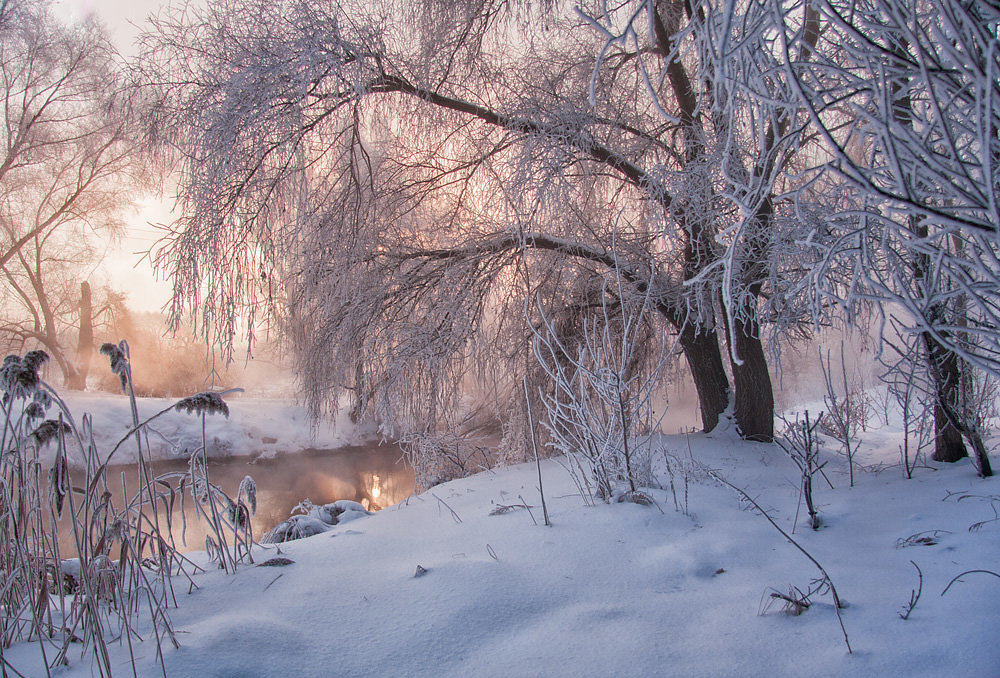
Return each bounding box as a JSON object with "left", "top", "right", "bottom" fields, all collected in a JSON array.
[
  {"left": 923, "top": 334, "right": 992, "bottom": 477},
  {"left": 922, "top": 331, "right": 993, "bottom": 475},
  {"left": 718, "top": 293, "right": 774, "bottom": 442},
  {"left": 933, "top": 400, "right": 967, "bottom": 462},
  {"left": 729, "top": 315, "right": 774, "bottom": 442},
  {"left": 677, "top": 324, "right": 730, "bottom": 433},
  {"left": 67, "top": 281, "right": 94, "bottom": 391},
  {"left": 891, "top": 57, "right": 978, "bottom": 468}
]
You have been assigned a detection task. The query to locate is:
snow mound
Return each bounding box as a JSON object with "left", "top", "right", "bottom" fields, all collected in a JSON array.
[{"left": 262, "top": 499, "right": 375, "bottom": 543}]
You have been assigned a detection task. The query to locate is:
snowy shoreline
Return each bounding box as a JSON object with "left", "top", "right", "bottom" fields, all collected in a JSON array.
[
  {"left": 7, "top": 421, "right": 999, "bottom": 677},
  {"left": 55, "top": 390, "right": 379, "bottom": 465}
]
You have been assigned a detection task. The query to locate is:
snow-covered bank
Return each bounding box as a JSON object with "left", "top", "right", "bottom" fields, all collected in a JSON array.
[
  {"left": 8, "top": 429, "right": 999, "bottom": 677},
  {"left": 56, "top": 391, "right": 377, "bottom": 464}
]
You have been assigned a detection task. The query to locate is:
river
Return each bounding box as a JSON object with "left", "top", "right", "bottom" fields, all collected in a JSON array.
[{"left": 57, "top": 442, "right": 414, "bottom": 554}]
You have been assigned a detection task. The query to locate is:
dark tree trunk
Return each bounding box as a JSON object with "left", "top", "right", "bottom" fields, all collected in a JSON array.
[
  {"left": 917, "top": 319, "right": 998, "bottom": 474},
  {"left": 892, "top": 60, "right": 984, "bottom": 472},
  {"left": 923, "top": 332, "right": 993, "bottom": 476},
  {"left": 677, "top": 324, "right": 730, "bottom": 433},
  {"left": 718, "top": 295, "right": 773, "bottom": 442},
  {"left": 933, "top": 398, "right": 967, "bottom": 462},
  {"left": 67, "top": 281, "right": 94, "bottom": 391},
  {"left": 723, "top": 186, "right": 776, "bottom": 442},
  {"left": 729, "top": 316, "right": 774, "bottom": 442}
]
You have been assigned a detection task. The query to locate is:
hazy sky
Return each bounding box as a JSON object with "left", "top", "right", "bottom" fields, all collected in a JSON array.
[
  {"left": 54, "top": 0, "right": 163, "bottom": 53},
  {"left": 54, "top": 0, "right": 176, "bottom": 313}
]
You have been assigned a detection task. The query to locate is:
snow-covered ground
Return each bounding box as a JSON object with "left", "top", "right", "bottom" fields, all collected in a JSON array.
[{"left": 6, "top": 405, "right": 999, "bottom": 677}]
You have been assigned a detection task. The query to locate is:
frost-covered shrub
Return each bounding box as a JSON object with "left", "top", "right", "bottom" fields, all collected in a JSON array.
[
  {"left": 400, "top": 431, "right": 493, "bottom": 492},
  {"left": 777, "top": 411, "right": 827, "bottom": 530},
  {"left": 530, "top": 270, "right": 667, "bottom": 505}
]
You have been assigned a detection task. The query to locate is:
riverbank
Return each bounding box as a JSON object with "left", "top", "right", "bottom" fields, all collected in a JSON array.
[
  {"left": 7, "top": 425, "right": 998, "bottom": 677},
  {"left": 55, "top": 390, "right": 378, "bottom": 465}
]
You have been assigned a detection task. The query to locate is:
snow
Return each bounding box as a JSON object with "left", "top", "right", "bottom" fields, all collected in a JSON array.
[{"left": 7, "top": 403, "right": 999, "bottom": 677}]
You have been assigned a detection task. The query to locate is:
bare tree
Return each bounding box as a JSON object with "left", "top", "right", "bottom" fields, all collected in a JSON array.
[{"left": 0, "top": 0, "right": 146, "bottom": 387}]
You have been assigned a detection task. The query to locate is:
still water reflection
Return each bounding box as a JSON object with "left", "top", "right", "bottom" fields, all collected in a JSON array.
[{"left": 61, "top": 443, "right": 413, "bottom": 554}]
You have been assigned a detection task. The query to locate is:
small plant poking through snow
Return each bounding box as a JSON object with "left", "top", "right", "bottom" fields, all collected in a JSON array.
[
  {"left": 944, "top": 491, "right": 1000, "bottom": 532},
  {"left": 895, "top": 530, "right": 950, "bottom": 548},
  {"left": 898, "top": 561, "right": 923, "bottom": 620},
  {"left": 489, "top": 502, "right": 534, "bottom": 516},
  {"left": 777, "top": 411, "right": 829, "bottom": 531},
  {"left": 710, "top": 470, "right": 852, "bottom": 654},
  {"left": 761, "top": 584, "right": 812, "bottom": 616}
]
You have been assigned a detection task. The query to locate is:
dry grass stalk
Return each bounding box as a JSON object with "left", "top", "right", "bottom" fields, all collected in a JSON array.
[{"left": 1, "top": 345, "right": 256, "bottom": 675}]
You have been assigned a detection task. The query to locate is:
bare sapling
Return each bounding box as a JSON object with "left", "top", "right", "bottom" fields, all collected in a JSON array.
[
  {"left": 880, "top": 335, "right": 935, "bottom": 479},
  {"left": 820, "top": 344, "right": 869, "bottom": 487},
  {"left": 897, "top": 385, "right": 928, "bottom": 481},
  {"left": 523, "top": 377, "right": 550, "bottom": 526},
  {"left": 777, "top": 411, "right": 829, "bottom": 531},
  {"left": 660, "top": 447, "right": 693, "bottom": 516}
]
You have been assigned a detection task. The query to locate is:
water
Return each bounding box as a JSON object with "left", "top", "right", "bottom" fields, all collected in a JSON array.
[{"left": 58, "top": 442, "right": 414, "bottom": 554}]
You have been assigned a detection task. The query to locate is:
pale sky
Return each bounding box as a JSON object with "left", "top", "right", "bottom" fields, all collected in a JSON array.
[
  {"left": 53, "top": 0, "right": 163, "bottom": 54},
  {"left": 54, "top": 0, "right": 178, "bottom": 313}
]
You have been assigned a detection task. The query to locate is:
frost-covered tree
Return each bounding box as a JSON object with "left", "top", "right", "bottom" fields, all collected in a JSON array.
[
  {"left": 776, "top": 0, "right": 997, "bottom": 474},
  {"left": 576, "top": 0, "right": 827, "bottom": 438},
  {"left": 0, "top": 0, "right": 146, "bottom": 387},
  {"left": 140, "top": 0, "right": 832, "bottom": 445}
]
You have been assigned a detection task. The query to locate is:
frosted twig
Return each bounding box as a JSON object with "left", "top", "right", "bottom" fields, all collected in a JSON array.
[{"left": 431, "top": 493, "right": 462, "bottom": 524}]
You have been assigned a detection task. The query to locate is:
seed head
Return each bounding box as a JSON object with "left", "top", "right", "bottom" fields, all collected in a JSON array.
[
  {"left": 24, "top": 402, "right": 45, "bottom": 421},
  {"left": 1, "top": 351, "right": 49, "bottom": 402},
  {"left": 100, "top": 342, "right": 129, "bottom": 391},
  {"left": 174, "top": 392, "right": 230, "bottom": 418},
  {"left": 32, "top": 419, "right": 73, "bottom": 446}
]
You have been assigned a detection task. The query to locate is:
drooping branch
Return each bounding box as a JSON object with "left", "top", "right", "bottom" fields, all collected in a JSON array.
[
  {"left": 380, "top": 231, "right": 685, "bottom": 327},
  {"left": 370, "top": 74, "right": 672, "bottom": 211}
]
